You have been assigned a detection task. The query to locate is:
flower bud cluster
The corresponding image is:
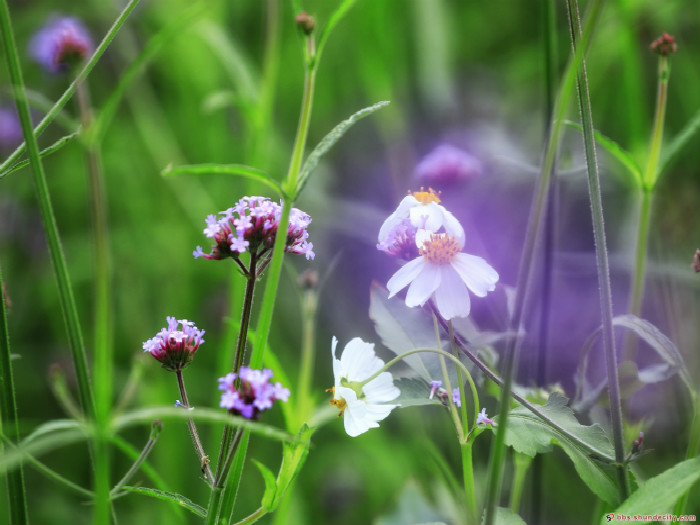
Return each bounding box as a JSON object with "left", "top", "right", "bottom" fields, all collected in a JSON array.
[
  {"left": 194, "top": 196, "right": 314, "bottom": 261},
  {"left": 30, "top": 17, "right": 93, "bottom": 74},
  {"left": 142, "top": 317, "right": 205, "bottom": 372}
]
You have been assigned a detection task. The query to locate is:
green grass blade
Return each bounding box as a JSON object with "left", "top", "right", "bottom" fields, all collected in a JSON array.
[
  {"left": 0, "top": 267, "right": 28, "bottom": 523},
  {"left": 658, "top": 104, "right": 700, "bottom": 177},
  {"left": 119, "top": 487, "right": 206, "bottom": 518},
  {"left": 0, "top": 133, "right": 80, "bottom": 178},
  {"left": 162, "top": 163, "right": 282, "bottom": 196},
  {"left": 312, "top": 0, "right": 359, "bottom": 69},
  {"left": 0, "top": 0, "right": 141, "bottom": 176},
  {"left": 295, "top": 100, "right": 389, "bottom": 196}
]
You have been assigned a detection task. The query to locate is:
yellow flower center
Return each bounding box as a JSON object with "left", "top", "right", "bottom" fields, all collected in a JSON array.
[
  {"left": 327, "top": 387, "right": 347, "bottom": 417},
  {"left": 410, "top": 187, "right": 441, "bottom": 205},
  {"left": 420, "top": 233, "right": 460, "bottom": 264}
]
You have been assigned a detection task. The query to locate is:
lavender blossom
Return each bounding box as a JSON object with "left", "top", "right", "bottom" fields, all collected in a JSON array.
[
  {"left": 143, "top": 317, "right": 205, "bottom": 372},
  {"left": 218, "top": 367, "right": 290, "bottom": 419},
  {"left": 415, "top": 144, "right": 482, "bottom": 185},
  {"left": 30, "top": 16, "right": 93, "bottom": 74}
]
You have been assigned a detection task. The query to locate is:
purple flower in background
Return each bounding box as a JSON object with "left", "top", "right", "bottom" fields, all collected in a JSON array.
[
  {"left": 415, "top": 144, "right": 482, "bottom": 185},
  {"left": 30, "top": 16, "right": 93, "bottom": 74},
  {"left": 452, "top": 388, "right": 461, "bottom": 407},
  {"left": 218, "top": 367, "right": 290, "bottom": 419},
  {"left": 0, "top": 108, "right": 22, "bottom": 151},
  {"left": 143, "top": 316, "right": 205, "bottom": 371},
  {"left": 194, "top": 196, "right": 314, "bottom": 261}
]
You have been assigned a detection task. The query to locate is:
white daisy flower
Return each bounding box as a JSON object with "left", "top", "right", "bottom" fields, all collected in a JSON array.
[
  {"left": 387, "top": 232, "right": 499, "bottom": 320},
  {"left": 329, "top": 337, "right": 400, "bottom": 437},
  {"left": 378, "top": 188, "right": 465, "bottom": 248}
]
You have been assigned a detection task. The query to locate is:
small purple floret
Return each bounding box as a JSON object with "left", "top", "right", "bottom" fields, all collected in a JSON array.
[
  {"left": 476, "top": 408, "right": 494, "bottom": 426},
  {"left": 143, "top": 316, "right": 205, "bottom": 372},
  {"left": 218, "top": 366, "right": 290, "bottom": 420}
]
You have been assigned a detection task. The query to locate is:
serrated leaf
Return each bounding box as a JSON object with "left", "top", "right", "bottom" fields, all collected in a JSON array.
[
  {"left": 0, "top": 133, "right": 79, "bottom": 179},
  {"left": 502, "top": 393, "right": 619, "bottom": 506},
  {"left": 565, "top": 120, "right": 642, "bottom": 187},
  {"left": 121, "top": 486, "right": 206, "bottom": 517},
  {"left": 394, "top": 377, "right": 442, "bottom": 408},
  {"left": 574, "top": 315, "right": 692, "bottom": 412},
  {"left": 600, "top": 457, "right": 700, "bottom": 525},
  {"left": 162, "top": 163, "right": 282, "bottom": 196},
  {"left": 658, "top": 105, "right": 700, "bottom": 178},
  {"left": 295, "top": 101, "right": 389, "bottom": 196},
  {"left": 252, "top": 460, "right": 277, "bottom": 512}
]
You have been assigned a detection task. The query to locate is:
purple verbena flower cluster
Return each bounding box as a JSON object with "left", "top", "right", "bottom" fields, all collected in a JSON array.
[
  {"left": 218, "top": 367, "right": 290, "bottom": 419},
  {"left": 142, "top": 316, "right": 205, "bottom": 372},
  {"left": 30, "top": 17, "right": 93, "bottom": 74},
  {"left": 193, "top": 196, "right": 314, "bottom": 261},
  {"left": 376, "top": 218, "right": 419, "bottom": 260}
]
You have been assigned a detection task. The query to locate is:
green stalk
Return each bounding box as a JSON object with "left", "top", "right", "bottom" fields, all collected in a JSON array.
[
  {"left": 110, "top": 419, "right": 162, "bottom": 497},
  {"left": 296, "top": 279, "right": 319, "bottom": 429},
  {"left": 176, "top": 370, "right": 214, "bottom": 485},
  {"left": 460, "top": 442, "right": 477, "bottom": 525},
  {"left": 483, "top": 1, "right": 605, "bottom": 522},
  {"left": 624, "top": 54, "right": 670, "bottom": 360},
  {"left": 509, "top": 452, "right": 533, "bottom": 514},
  {"left": 0, "top": 0, "right": 96, "bottom": 418},
  {"left": 0, "top": 0, "right": 141, "bottom": 178},
  {"left": 252, "top": 35, "right": 317, "bottom": 367},
  {"left": 433, "top": 315, "right": 463, "bottom": 442},
  {"left": 0, "top": 267, "right": 28, "bottom": 523},
  {"left": 566, "top": 0, "right": 628, "bottom": 500},
  {"left": 76, "top": 80, "right": 113, "bottom": 525}
]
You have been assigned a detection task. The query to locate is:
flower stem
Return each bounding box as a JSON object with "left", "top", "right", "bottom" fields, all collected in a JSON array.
[
  {"left": 461, "top": 442, "right": 477, "bottom": 524},
  {"left": 175, "top": 370, "right": 214, "bottom": 485},
  {"left": 233, "top": 255, "right": 258, "bottom": 374},
  {"left": 624, "top": 53, "right": 670, "bottom": 360},
  {"left": 110, "top": 419, "right": 162, "bottom": 497},
  {"left": 296, "top": 283, "right": 319, "bottom": 429},
  {"left": 76, "top": 79, "right": 114, "bottom": 525},
  {"left": 252, "top": 35, "right": 317, "bottom": 369},
  {"left": 432, "top": 315, "right": 463, "bottom": 441},
  {"left": 482, "top": 1, "right": 605, "bottom": 522},
  {"left": 0, "top": 266, "right": 28, "bottom": 524},
  {"left": 509, "top": 452, "right": 533, "bottom": 514},
  {"left": 566, "top": 0, "right": 628, "bottom": 500}
]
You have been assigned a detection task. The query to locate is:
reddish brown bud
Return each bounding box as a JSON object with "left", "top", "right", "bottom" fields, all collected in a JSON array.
[
  {"left": 692, "top": 249, "right": 700, "bottom": 273},
  {"left": 650, "top": 33, "right": 677, "bottom": 56},
  {"left": 295, "top": 11, "right": 315, "bottom": 35}
]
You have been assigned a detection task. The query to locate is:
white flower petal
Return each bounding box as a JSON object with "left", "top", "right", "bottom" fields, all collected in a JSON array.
[
  {"left": 441, "top": 208, "right": 466, "bottom": 247},
  {"left": 378, "top": 195, "right": 419, "bottom": 243},
  {"left": 363, "top": 372, "right": 400, "bottom": 403},
  {"left": 409, "top": 204, "right": 440, "bottom": 231},
  {"left": 405, "top": 262, "right": 441, "bottom": 307},
  {"left": 433, "top": 265, "right": 471, "bottom": 320},
  {"left": 451, "top": 253, "right": 499, "bottom": 297},
  {"left": 338, "top": 388, "right": 376, "bottom": 437},
  {"left": 340, "top": 338, "right": 383, "bottom": 382},
  {"left": 387, "top": 257, "right": 425, "bottom": 298},
  {"left": 415, "top": 228, "right": 432, "bottom": 249}
]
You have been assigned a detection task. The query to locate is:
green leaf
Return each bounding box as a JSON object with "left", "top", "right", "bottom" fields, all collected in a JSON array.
[
  {"left": 295, "top": 101, "right": 389, "bottom": 196},
  {"left": 252, "top": 460, "right": 277, "bottom": 512},
  {"left": 502, "top": 393, "right": 620, "bottom": 506},
  {"left": 574, "top": 315, "right": 692, "bottom": 412},
  {"left": 161, "top": 163, "right": 282, "bottom": 195},
  {"left": 312, "top": 0, "right": 360, "bottom": 69},
  {"left": 112, "top": 406, "right": 293, "bottom": 443},
  {"left": 120, "top": 486, "right": 206, "bottom": 518},
  {"left": 394, "top": 378, "right": 442, "bottom": 408},
  {"left": 0, "top": 133, "right": 79, "bottom": 178},
  {"left": 369, "top": 282, "right": 466, "bottom": 387},
  {"left": 565, "top": 120, "right": 642, "bottom": 187},
  {"left": 0, "top": 427, "right": 88, "bottom": 475},
  {"left": 658, "top": 105, "right": 700, "bottom": 177},
  {"left": 600, "top": 457, "right": 700, "bottom": 524},
  {"left": 484, "top": 507, "right": 527, "bottom": 525},
  {"left": 273, "top": 425, "right": 312, "bottom": 509}
]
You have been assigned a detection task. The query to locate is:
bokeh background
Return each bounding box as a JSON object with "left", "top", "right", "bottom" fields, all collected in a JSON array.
[{"left": 1, "top": 1, "right": 698, "bottom": 523}]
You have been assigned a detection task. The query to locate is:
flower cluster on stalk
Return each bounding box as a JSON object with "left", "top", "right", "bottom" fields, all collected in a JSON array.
[
  {"left": 30, "top": 16, "right": 93, "bottom": 74},
  {"left": 142, "top": 316, "right": 205, "bottom": 372},
  {"left": 218, "top": 367, "right": 290, "bottom": 419},
  {"left": 193, "top": 196, "right": 314, "bottom": 264}
]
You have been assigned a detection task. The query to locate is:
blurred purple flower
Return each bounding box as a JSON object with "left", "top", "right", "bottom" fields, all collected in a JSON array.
[
  {"left": 194, "top": 196, "right": 314, "bottom": 261},
  {"left": 476, "top": 408, "right": 494, "bottom": 426},
  {"left": 143, "top": 316, "right": 205, "bottom": 371},
  {"left": 0, "top": 107, "right": 22, "bottom": 151},
  {"left": 415, "top": 144, "right": 482, "bottom": 186},
  {"left": 376, "top": 217, "right": 419, "bottom": 260},
  {"left": 29, "top": 16, "right": 93, "bottom": 74},
  {"left": 452, "top": 388, "right": 461, "bottom": 407},
  {"left": 218, "top": 367, "right": 289, "bottom": 419}
]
